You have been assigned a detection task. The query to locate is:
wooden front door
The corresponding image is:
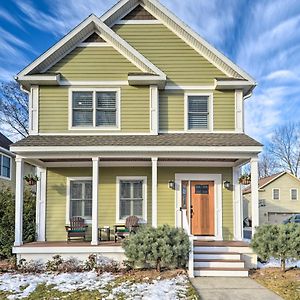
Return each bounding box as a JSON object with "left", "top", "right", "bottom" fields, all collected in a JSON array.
[{"left": 191, "top": 181, "right": 214, "bottom": 236}]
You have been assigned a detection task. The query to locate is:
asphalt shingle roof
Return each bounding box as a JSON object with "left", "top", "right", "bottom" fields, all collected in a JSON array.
[
  {"left": 12, "top": 133, "right": 262, "bottom": 148},
  {"left": 0, "top": 133, "right": 12, "bottom": 150}
]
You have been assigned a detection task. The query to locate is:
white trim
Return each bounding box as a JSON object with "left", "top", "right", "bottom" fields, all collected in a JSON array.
[
  {"left": 0, "top": 147, "right": 14, "bottom": 157},
  {"left": 101, "top": 0, "right": 256, "bottom": 84},
  {"left": 159, "top": 130, "right": 240, "bottom": 134},
  {"left": 11, "top": 145, "right": 263, "bottom": 153},
  {"left": 150, "top": 85, "right": 159, "bottom": 135},
  {"left": 0, "top": 152, "right": 12, "bottom": 181},
  {"left": 290, "top": 188, "right": 298, "bottom": 201},
  {"left": 66, "top": 177, "right": 93, "bottom": 226},
  {"left": 151, "top": 157, "right": 158, "bottom": 227},
  {"left": 14, "top": 157, "right": 24, "bottom": 246},
  {"left": 116, "top": 20, "right": 162, "bottom": 25},
  {"left": 37, "top": 132, "right": 152, "bottom": 136},
  {"left": 60, "top": 80, "right": 129, "bottom": 86},
  {"left": 165, "top": 85, "right": 215, "bottom": 91},
  {"left": 68, "top": 87, "right": 121, "bottom": 131},
  {"left": 235, "top": 90, "right": 244, "bottom": 133},
  {"left": 29, "top": 85, "right": 39, "bottom": 135},
  {"left": 272, "top": 188, "right": 280, "bottom": 200},
  {"left": 116, "top": 176, "right": 147, "bottom": 224},
  {"left": 233, "top": 166, "right": 242, "bottom": 241},
  {"left": 36, "top": 167, "right": 47, "bottom": 242},
  {"left": 77, "top": 42, "right": 110, "bottom": 47},
  {"left": 184, "top": 92, "right": 214, "bottom": 132},
  {"left": 175, "top": 173, "right": 223, "bottom": 240},
  {"left": 92, "top": 157, "right": 99, "bottom": 245},
  {"left": 251, "top": 157, "right": 259, "bottom": 236}
]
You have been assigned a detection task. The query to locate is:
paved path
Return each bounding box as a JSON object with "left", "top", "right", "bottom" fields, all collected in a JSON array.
[{"left": 191, "top": 277, "right": 283, "bottom": 300}]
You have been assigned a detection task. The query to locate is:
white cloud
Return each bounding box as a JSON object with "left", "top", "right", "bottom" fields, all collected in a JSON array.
[{"left": 0, "top": 8, "right": 23, "bottom": 29}]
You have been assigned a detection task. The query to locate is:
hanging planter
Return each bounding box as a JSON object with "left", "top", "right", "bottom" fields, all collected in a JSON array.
[
  {"left": 238, "top": 174, "right": 251, "bottom": 185},
  {"left": 24, "top": 174, "right": 39, "bottom": 186}
]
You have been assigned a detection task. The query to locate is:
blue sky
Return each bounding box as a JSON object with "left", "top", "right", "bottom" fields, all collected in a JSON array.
[{"left": 1, "top": 0, "right": 300, "bottom": 144}]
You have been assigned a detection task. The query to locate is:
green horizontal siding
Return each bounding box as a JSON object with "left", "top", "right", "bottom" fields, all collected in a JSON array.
[
  {"left": 113, "top": 24, "right": 227, "bottom": 86},
  {"left": 49, "top": 47, "right": 139, "bottom": 81},
  {"left": 46, "top": 166, "right": 233, "bottom": 241},
  {"left": 39, "top": 85, "right": 150, "bottom": 133},
  {"left": 159, "top": 90, "right": 235, "bottom": 131},
  {"left": 46, "top": 167, "right": 151, "bottom": 241}
]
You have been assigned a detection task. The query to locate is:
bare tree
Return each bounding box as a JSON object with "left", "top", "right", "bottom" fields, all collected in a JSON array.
[
  {"left": 258, "top": 152, "right": 279, "bottom": 178},
  {"left": 268, "top": 122, "right": 300, "bottom": 176},
  {"left": 0, "top": 81, "right": 29, "bottom": 138}
]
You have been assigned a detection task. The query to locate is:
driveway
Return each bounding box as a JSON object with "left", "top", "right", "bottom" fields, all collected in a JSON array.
[{"left": 191, "top": 277, "right": 283, "bottom": 300}]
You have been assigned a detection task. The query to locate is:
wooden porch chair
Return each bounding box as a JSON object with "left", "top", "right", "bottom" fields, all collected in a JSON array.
[
  {"left": 65, "top": 217, "right": 88, "bottom": 242},
  {"left": 114, "top": 215, "right": 140, "bottom": 242}
]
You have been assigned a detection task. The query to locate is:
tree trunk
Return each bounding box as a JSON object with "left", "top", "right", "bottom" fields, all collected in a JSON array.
[
  {"left": 281, "top": 259, "right": 286, "bottom": 272},
  {"left": 156, "top": 258, "right": 161, "bottom": 272}
]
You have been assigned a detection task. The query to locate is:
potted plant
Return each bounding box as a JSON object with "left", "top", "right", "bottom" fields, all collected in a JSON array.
[
  {"left": 24, "top": 174, "right": 39, "bottom": 186},
  {"left": 238, "top": 174, "right": 251, "bottom": 185}
]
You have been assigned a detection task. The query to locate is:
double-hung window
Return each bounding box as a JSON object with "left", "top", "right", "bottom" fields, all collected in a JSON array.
[
  {"left": 117, "top": 177, "right": 147, "bottom": 222},
  {"left": 71, "top": 89, "right": 119, "bottom": 129},
  {"left": 0, "top": 154, "right": 11, "bottom": 179},
  {"left": 186, "top": 94, "right": 211, "bottom": 131},
  {"left": 291, "top": 189, "right": 298, "bottom": 201},
  {"left": 272, "top": 188, "right": 280, "bottom": 200},
  {"left": 69, "top": 180, "right": 92, "bottom": 220}
]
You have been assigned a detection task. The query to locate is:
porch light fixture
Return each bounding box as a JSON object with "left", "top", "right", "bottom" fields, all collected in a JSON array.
[
  {"left": 168, "top": 180, "right": 175, "bottom": 190},
  {"left": 223, "top": 181, "right": 231, "bottom": 190}
]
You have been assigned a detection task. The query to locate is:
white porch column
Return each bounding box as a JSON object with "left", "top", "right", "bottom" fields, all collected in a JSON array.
[
  {"left": 14, "top": 157, "right": 24, "bottom": 246},
  {"left": 91, "top": 157, "right": 99, "bottom": 245},
  {"left": 150, "top": 85, "right": 159, "bottom": 135},
  {"left": 251, "top": 157, "right": 259, "bottom": 236},
  {"left": 36, "top": 167, "right": 47, "bottom": 242},
  {"left": 152, "top": 157, "right": 158, "bottom": 228},
  {"left": 233, "top": 166, "right": 243, "bottom": 240}
]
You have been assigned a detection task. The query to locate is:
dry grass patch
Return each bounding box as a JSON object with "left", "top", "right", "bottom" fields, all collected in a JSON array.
[{"left": 250, "top": 268, "right": 300, "bottom": 300}]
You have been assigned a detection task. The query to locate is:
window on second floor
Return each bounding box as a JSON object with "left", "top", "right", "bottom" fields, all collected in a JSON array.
[
  {"left": 70, "top": 89, "right": 120, "bottom": 129},
  {"left": 272, "top": 188, "right": 280, "bottom": 200},
  {"left": 291, "top": 188, "right": 298, "bottom": 201},
  {"left": 185, "top": 94, "right": 212, "bottom": 131},
  {"left": 0, "top": 154, "right": 11, "bottom": 180}
]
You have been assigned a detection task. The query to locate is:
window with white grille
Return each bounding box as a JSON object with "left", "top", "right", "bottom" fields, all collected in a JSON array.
[
  {"left": 71, "top": 89, "right": 119, "bottom": 128},
  {"left": 272, "top": 188, "right": 280, "bottom": 200},
  {"left": 291, "top": 189, "right": 298, "bottom": 201},
  {"left": 0, "top": 154, "right": 11, "bottom": 179}
]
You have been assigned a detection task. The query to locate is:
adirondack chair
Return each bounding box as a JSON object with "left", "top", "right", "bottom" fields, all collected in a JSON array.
[
  {"left": 65, "top": 217, "right": 88, "bottom": 242},
  {"left": 114, "top": 215, "right": 140, "bottom": 242}
]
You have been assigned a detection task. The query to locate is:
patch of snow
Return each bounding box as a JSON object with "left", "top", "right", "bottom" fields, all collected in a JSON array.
[
  {"left": 0, "top": 272, "right": 189, "bottom": 300},
  {"left": 258, "top": 258, "right": 300, "bottom": 269}
]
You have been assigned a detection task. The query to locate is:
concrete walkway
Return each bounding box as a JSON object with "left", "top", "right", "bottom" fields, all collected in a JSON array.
[{"left": 191, "top": 277, "right": 283, "bottom": 300}]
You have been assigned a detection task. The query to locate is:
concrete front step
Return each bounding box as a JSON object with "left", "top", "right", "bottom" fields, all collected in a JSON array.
[
  {"left": 194, "top": 267, "right": 249, "bottom": 277},
  {"left": 194, "top": 259, "right": 245, "bottom": 268},
  {"left": 194, "top": 252, "right": 241, "bottom": 260}
]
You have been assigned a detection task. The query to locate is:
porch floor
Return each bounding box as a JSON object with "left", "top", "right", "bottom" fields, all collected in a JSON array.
[
  {"left": 18, "top": 241, "right": 122, "bottom": 248},
  {"left": 193, "top": 241, "right": 250, "bottom": 247}
]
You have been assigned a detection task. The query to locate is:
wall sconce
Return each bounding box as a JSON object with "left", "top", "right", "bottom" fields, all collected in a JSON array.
[
  {"left": 223, "top": 181, "right": 231, "bottom": 190},
  {"left": 168, "top": 180, "right": 175, "bottom": 190}
]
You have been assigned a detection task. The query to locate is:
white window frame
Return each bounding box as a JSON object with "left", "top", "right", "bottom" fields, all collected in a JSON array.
[
  {"left": 290, "top": 188, "right": 298, "bottom": 201},
  {"left": 66, "top": 177, "right": 93, "bottom": 224},
  {"left": 116, "top": 176, "right": 147, "bottom": 224},
  {"left": 68, "top": 87, "right": 121, "bottom": 130},
  {"left": 0, "top": 153, "right": 12, "bottom": 181},
  {"left": 272, "top": 188, "right": 280, "bottom": 200},
  {"left": 184, "top": 92, "right": 213, "bottom": 132}
]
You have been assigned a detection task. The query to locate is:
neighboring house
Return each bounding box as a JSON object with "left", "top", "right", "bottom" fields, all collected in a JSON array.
[
  {"left": 0, "top": 133, "right": 15, "bottom": 189},
  {"left": 243, "top": 172, "right": 300, "bottom": 225},
  {"left": 11, "top": 0, "right": 262, "bottom": 277}
]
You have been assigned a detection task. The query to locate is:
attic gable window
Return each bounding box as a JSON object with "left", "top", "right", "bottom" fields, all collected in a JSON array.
[
  {"left": 70, "top": 88, "right": 120, "bottom": 130},
  {"left": 185, "top": 93, "right": 212, "bottom": 131}
]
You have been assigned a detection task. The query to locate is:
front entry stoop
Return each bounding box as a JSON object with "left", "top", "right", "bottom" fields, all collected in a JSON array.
[{"left": 193, "top": 241, "right": 249, "bottom": 277}]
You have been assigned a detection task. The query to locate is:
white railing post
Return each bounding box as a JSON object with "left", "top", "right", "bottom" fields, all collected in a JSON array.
[
  {"left": 91, "top": 157, "right": 99, "bottom": 245},
  {"left": 14, "top": 157, "right": 24, "bottom": 246},
  {"left": 251, "top": 157, "right": 259, "bottom": 236}
]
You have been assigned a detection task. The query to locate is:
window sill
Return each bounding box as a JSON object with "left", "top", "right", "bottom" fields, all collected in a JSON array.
[
  {"left": 69, "top": 127, "right": 121, "bottom": 131},
  {"left": 0, "top": 176, "right": 11, "bottom": 181}
]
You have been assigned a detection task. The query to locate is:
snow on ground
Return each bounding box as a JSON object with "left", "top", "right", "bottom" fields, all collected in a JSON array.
[
  {"left": 258, "top": 258, "right": 300, "bottom": 269},
  {"left": 0, "top": 271, "right": 188, "bottom": 300}
]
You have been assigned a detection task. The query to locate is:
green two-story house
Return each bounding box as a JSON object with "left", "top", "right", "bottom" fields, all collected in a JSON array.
[{"left": 11, "top": 0, "right": 262, "bottom": 277}]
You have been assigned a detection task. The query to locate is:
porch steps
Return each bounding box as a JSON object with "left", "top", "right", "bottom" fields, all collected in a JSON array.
[{"left": 193, "top": 241, "right": 249, "bottom": 277}]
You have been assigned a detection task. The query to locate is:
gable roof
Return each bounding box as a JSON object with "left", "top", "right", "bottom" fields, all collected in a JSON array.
[
  {"left": 243, "top": 171, "right": 300, "bottom": 194},
  {"left": 16, "top": 14, "right": 166, "bottom": 86},
  {"left": 0, "top": 133, "right": 12, "bottom": 150},
  {"left": 101, "top": 0, "right": 256, "bottom": 85}
]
